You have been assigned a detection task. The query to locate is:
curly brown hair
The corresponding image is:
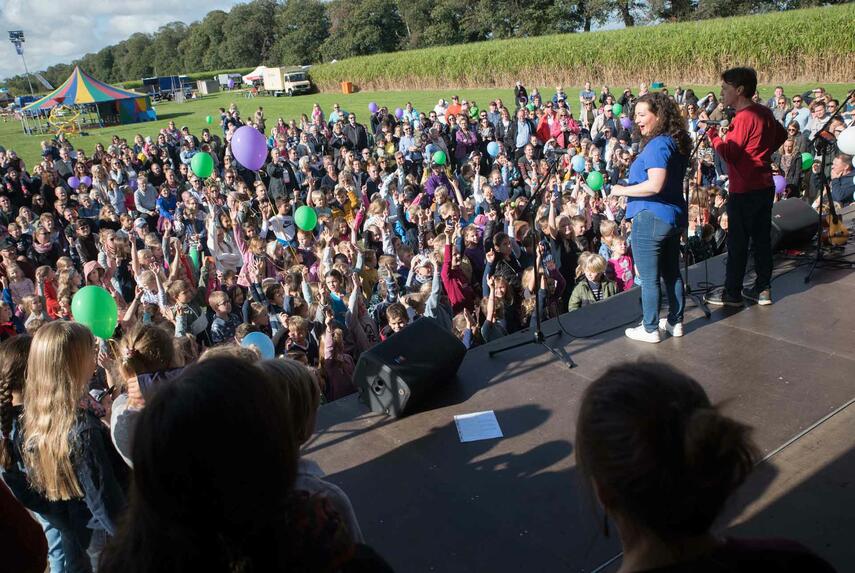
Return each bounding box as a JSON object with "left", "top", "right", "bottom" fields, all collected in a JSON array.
[
  {"left": 0, "top": 335, "right": 32, "bottom": 470},
  {"left": 636, "top": 93, "right": 692, "bottom": 157}
]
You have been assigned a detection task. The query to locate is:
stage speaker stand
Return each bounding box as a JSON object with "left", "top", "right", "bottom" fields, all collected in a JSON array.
[{"left": 354, "top": 318, "right": 466, "bottom": 417}]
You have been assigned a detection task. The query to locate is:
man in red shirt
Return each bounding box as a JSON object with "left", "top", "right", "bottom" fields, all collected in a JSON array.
[{"left": 701, "top": 67, "right": 787, "bottom": 307}]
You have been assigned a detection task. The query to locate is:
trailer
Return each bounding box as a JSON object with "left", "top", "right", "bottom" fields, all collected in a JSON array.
[
  {"left": 217, "top": 73, "right": 243, "bottom": 90},
  {"left": 197, "top": 79, "right": 220, "bottom": 96},
  {"left": 142, "top": 76, "right": 191, "bottom": 101},
  {"left": 262, "top": 67, "right": 312, "bottom": 97}
]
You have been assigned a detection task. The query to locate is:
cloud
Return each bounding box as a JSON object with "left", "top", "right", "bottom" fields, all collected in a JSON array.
[{"left": 0, "top": 0, "right": 244, "bottom": 79}]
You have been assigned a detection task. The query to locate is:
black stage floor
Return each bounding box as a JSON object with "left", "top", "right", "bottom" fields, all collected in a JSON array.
[{"left": 307, "top": 207, "right": 855, "bottom": 572}]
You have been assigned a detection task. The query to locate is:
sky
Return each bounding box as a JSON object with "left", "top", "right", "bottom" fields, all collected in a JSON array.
[{"left": 0, "top": 0, "right": 245, "bottom": 80}]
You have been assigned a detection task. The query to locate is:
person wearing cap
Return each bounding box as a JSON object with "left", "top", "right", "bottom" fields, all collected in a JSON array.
[
  {"left": 446, "top": 96, "right": 462, "bottom": 119},
  {"left": 592, "top": 105, "right": 618, "bottom": 139}
]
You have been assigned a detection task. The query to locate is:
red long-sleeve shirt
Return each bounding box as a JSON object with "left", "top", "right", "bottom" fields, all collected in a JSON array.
[
  {"left": 708, "top": 103, "right": 787, "bottom": 194},
  {"left": 441, "top": 243, "right": 475, "bottom": 314}
]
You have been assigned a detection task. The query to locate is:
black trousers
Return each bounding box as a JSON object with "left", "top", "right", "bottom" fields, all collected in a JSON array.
[{"left": 725, "top": 187, "right": 774, "bottom": 295}]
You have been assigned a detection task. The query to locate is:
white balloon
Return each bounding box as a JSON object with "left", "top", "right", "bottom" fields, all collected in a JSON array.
[{"left": 838, "top": 126, "right": 855, "bottom": 155}]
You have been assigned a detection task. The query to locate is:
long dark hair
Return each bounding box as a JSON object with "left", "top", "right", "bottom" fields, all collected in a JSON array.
[
  {"left": 0, "top": 335, "right": 32, "bottom": 470},
  {"left": 576, "top": 360, "right": 757, "bottom": 540},
  {"left": 99, "top": 356, "right": 300, "bottom": 572},
  {"left": 636, "top": 93, "right": 692, "bottom": 157}
]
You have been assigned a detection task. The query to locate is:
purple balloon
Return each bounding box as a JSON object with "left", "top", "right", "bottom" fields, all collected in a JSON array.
[
  {"left": 81, "top": 175, "right": 92, "bottom": 187},
  {"left": 395, "top": 107, "right": 404, "bottom": 119},
  {"left": 773, "top": 174, "right": 787, "bottom": 195},
  {"left": 129, "top": 178, "right": 138, "bottom": 191},
  {"left": 368, "top": 102, "right": 378, "bottom": 113},
  {"left": 68, "top": 176, "right": 80, "bottom": 189},
  {"left": 620, "top": 117, "right": 633, "bottom": 130},
  {"left": 231, "top": 125, "right": 269, "bottom": 171}
]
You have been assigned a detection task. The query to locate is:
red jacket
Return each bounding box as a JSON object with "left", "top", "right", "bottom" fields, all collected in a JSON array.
[
  {"left": 537, "top": 113, "right": 579, "bottom": 148},
  {"left": 708, "top": 103, "right": 787, "bottom": 194},
  {"left": 441, "top": 243, "right": 475, "bottom": 314}
]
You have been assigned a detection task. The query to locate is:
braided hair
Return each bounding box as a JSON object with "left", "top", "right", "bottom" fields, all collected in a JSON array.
[{"left": 0, "top": 335, "right": 32, "bottom": 470}]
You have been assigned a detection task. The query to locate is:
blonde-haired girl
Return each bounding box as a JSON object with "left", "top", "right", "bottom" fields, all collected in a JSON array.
[{"left": 22, "top": 321, "right": 128, "bottom": 553}]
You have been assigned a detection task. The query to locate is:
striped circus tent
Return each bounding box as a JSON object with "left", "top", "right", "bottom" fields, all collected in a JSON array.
[{"left": 21, "top": 66, "right": 156, "bottom": 130}]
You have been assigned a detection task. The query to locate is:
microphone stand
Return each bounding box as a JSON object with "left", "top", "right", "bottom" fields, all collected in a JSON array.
[
  {"left": 489, "top": 153, "right": 576, "bottom": 368},
  {"left": 803, "top": 88, "right": 855, "bottom": 284},
  {"left": 683, "top": 133, "right": 712, "bottom": 318}
]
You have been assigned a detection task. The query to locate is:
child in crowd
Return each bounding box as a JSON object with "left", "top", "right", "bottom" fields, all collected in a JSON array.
[
  {"left": 568, "top": 253, "right": 618, "bottom": 311},
  {"left": 209, "top": 290, "right": 241, "bottom": 344},
  {"left": 257, "top": 359, "right": 363, "bottom": 542},
  {"left": 608, "top": 235, "right": 634, "bottom": 292}
]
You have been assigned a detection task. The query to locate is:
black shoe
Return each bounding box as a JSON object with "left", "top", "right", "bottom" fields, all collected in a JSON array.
[
  {"left": 705, "top": 289, "right": 744, "bottom": 307},
  {"left": 742, "top": 287, "right": 772, "bottom": 306}
]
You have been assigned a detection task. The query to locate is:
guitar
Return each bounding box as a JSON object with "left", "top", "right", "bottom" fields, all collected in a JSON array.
[{"left": 822, "top": 194, "right": 849, "bottom": 247}]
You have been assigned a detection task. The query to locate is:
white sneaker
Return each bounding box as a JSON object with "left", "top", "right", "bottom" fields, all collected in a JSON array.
[
  {"left": 658, "top": 318, "right": 684, "bottom": 337},
  {"left": 625, "top": 324, "right": 661, "bottom": 344}
]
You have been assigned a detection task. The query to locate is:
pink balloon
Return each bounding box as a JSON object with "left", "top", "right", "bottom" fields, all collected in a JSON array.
[
  {"left": 773, "top": 174, "right": 786, "bottom": 195},
  {"left": 231, "top": 125, "right": 268, "bottom": 171}
]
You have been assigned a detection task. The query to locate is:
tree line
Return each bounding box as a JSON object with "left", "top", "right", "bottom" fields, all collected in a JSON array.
[{"left": 1, "top": 0, "right": 841, "bottom": 95}]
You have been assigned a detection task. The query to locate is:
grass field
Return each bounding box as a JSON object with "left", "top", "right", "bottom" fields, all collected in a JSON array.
[{"left": 2, "top": 82, "right": 852, "bottom": 170}]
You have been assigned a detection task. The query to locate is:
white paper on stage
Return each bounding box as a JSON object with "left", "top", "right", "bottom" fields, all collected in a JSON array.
[{"left": 454, "top": 410, "right": 504, "bottom": 443}]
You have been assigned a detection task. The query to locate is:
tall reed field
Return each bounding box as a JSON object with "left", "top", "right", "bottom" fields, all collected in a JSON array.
[{"left": 309, "top": 4, "right": 855, "bottom": 92}]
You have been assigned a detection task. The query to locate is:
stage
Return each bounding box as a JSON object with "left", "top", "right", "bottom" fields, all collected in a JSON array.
[{"left": 306, "top": 208, "right": 855, "bottom": 572}]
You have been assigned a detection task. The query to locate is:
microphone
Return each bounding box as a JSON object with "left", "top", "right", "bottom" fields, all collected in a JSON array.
[
  {"left": 704, "top": 119, "right": 730, "bottom": 127},
  {"left": 544, "top": 147, "right": 572, "bottom": 155}
]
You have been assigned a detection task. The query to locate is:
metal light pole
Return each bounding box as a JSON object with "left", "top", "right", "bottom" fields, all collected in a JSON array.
[{"left": 8, "top": 30, "right": 35, "bottom": 96}]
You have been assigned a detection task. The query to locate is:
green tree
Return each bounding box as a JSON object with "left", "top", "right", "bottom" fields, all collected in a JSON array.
[
  {"left": 270, "top": 0, "right": 330, "bottom": 65},
  {"left": 419, "top": 0, "right": 488, "bottom": 47},
  {"left": 217, "top": 0, "right": 278, "bottom": 67},
  {"left": 151, "top": 22, "right": 188, "bottom": 75},
  {"left": 475, "top": 0, "right": 581, "bottom": 38},
  {"left": 397, "top": 0, "right": 436, "bottom": 48},
  {"left": 321, "top": 0, "right": 405, "bottom": 61},
  {"left": 111, "top": 33, "right": 155, "bottom": 81}
]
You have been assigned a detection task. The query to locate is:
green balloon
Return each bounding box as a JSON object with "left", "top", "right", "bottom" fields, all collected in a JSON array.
[
  {"left": 432, "top": 150, "right": 447, "bottom": 166},
  {"left": 206, "top": 115, "right": 214, "bottom": 124},
  {"left": 191, "top": 152, "right": 214, "bottom": 178},
  {"left": 612, "top": 103, "right": 623, "bottom": 115},
  {"left": 71, "top": 286, "right": 118, "bottom": 339},
  {"left": 294, "top": 205, "right": 318, "bottom": 231},
  {"left": 801, "top": 152, "right": 814, "bottom": 171},
  {"left": 189, "top": 245, "right": 201, "bottom": 270},
  {"left": 586, "top": 171, "right": 604, "bottom": 191}
]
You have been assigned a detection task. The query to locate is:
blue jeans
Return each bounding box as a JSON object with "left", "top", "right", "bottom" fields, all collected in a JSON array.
[
  {"left": 36, "top": 514, "right": 65, "bottom": 573},
  {"left": 631, "top": 210, "right": 684, "bottom": 332}
]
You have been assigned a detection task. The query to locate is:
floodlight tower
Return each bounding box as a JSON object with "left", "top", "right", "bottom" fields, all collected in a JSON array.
[{"left": 8, "top": 30, "right": 35, "bottom": 96}]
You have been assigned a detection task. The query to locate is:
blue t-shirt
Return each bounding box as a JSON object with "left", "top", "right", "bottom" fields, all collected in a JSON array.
[{"left": 625, "top": 135, "right": 688, "bottom": 227}]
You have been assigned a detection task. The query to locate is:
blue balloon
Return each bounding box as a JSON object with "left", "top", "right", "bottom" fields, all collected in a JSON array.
[
  {"left": 487, "top": 141, "right": 500, "bottom": 158},
  {"left": 571, "top": 155, "right": 586, "bottom": 173},
  {"left": 241, "top": 331, "right": 275, "bottom": 360}
]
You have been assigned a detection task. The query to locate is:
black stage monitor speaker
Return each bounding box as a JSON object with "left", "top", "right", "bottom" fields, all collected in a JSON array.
[
  {"left": 355, "top": 317, "right": 466, "bottom": 417},
  {"left": 771, "top": 198, "right": 819, "bottom": 251}
]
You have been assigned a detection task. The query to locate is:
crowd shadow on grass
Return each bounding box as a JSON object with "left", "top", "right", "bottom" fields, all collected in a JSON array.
[
  {"left": 154, "top": 111, "right": 194, "bottom": 121},
  {"left": 322, "top": 403, "right": 621, "bottom": 572}
]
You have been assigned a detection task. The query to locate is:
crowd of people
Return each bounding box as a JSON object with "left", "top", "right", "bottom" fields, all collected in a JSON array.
[{"left": 0, "top": 77, "right": 851, "bottom": 571}]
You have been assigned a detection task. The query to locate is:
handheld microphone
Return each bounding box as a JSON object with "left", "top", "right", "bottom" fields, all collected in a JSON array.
[{"left": 704, "top": 119, "right": 730, "bottom": 127}]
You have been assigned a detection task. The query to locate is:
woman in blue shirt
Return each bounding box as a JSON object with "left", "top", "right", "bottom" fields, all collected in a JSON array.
[{"left": 611, "top": 94, "right": 690, "bottom": 343}]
